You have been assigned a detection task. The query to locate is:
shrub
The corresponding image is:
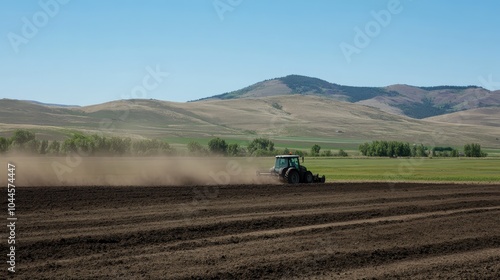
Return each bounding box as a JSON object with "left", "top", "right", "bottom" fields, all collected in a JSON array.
[
  {"left": 271, "top": 102, "right": 282, "bottom": 110},
  {"left": 321, "top": 150, "right": 333, "bottom": 157},
  {"left": 187, "top": 141, "right": 207, "bottom": 156},
  {"left": 0, "top": 137, "right": 8, "bottom": 153},
  {"left": 208, "top": 137, "right": 228, "bottom": 155},
  {"left": 311, "top": 144, "right": 321, "bottom": 156},
  {"left": 336, "top": 149, "right": 348, "bottom": 157}
]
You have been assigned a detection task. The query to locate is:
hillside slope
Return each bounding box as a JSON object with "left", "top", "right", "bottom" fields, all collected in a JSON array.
[
  {"left": 198, "top": 75, "right": 500, "bottom": 119},
  {"left": 426, "top": 107, "right": 500, "bottom": 127},
  {"left": 1, "top": 97, "right": 500, "bottom": 147}
]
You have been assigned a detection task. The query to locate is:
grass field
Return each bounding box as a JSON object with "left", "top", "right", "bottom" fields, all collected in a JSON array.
[
  {"left": 248, "top": 157, "right": 500, "bottom": 182},
  {"left": 300, "top": 157, "right": 500, "bottom": 182},
  {"left": 483, "top": 148, "right": 500, "bottom": 157}
]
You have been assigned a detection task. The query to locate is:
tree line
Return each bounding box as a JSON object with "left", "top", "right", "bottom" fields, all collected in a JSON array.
[
  {"left": 0, "top": 130, "right": 174, "bottom": 156},
  {"left": 189, "top": 137, "right": 288, "bottom": 156},
  {"left": 0, "top": 130, "right": 304, "bottom": 157},
  {"left": 1, "top": 130, "right": 487, "bottom": 158},
  {"left": 189, "top": 138, "right": 348, "bottom": 157},
  {"left": 359, "top": 141, "right": 487, "bottom": 158},
  {"left": 310, "top": 144, "right": 348, "bottom": 157}
]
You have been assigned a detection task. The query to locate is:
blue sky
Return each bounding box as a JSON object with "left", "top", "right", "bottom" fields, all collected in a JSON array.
[{"left": 1, "top": 0, "right": 499, "bottom": 106}]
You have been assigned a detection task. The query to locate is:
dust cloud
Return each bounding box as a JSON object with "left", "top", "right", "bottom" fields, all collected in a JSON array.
[{"left": 0, "top": 155, "right": 278, "bottom": 187}]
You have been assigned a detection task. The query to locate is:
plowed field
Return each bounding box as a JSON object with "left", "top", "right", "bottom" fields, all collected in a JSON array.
[{"left": 6, "top": 183, "right": 500, "bottom": 279}]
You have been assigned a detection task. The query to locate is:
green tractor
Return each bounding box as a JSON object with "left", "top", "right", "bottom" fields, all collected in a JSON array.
[{"left": 258, "top": 155, "right": 326, "bottom": 184}]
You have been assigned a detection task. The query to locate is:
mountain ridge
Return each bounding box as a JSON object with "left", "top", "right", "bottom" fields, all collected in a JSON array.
[{"left": 195, "top": 75, "right": 499, "bottom": 119}]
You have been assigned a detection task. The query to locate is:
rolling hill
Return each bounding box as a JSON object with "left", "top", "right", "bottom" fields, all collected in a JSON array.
[
  {"left": 425, "top": 107, "right": 500, "bottom": 127},
  {"left": 1, "top": 97, "right": 500, "bottom": 148},
  {"left": 198, "top": 75, "right": 500, "bottom": 119}
]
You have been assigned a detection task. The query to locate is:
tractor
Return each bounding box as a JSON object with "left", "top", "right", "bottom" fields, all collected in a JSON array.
[{"left": 257, "top": 155, "right": 326, "bottom": 184}]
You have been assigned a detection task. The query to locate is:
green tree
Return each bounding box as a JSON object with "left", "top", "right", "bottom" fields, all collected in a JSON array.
[
  {"left": 359, "top": 143, "right": 370, "bottom": 156},
  {"left": 11, "top": 129, "right": 35, "bottom": 145},
  {"left": 109, "top": 137, "right": 131, "bottom": 155},
  {"left": 376, "top": 141, "right": 389, "bottom": 157},
  {"left": 464, "top": 143, "right": 486, "bottom": 157},
  {"left": 227, "top": 143, "right": 241, "bottom": 156},
  {"left": 91, "top": 134, "right": 110, "bottom": 154},
  {"left": 247, "top": 138, "right": 274, "bottom": 155},
  {"left": 311, "top": 144, "right": 321, "bottom": 156},
  {"left": 0, "top": 137, "right": 8, "bottom": 153},
  {"left": 132, "top": 139, "right": 151, "bottom": 155},
  {"left": 401, "top": 143, "right": 411, "bottom": 157},
  {"left": 62, "top": 133, "right": 95, "bottom": 154},
  {"left": 208, "top": 137, "right": 228, "bottom": 155},
  {"left": 361, "top": 141, "right": 419, "bottom": 157},
  {"left": 48, "top": 140, "right": 61, "bottom": 155},
  {"left": 187, "top": 141, "right": 207, "bottom": 155},
  {"left": 39, "top": 139, "right": 49, "bottom": 154},
  {"left": 415, "top": 144, "right": 428, "bottom": 157},
  {"left": 464, "top": 143, "right": 471, "bottom": 157},
  {"left": 62, "top": 137, "right": 78, "bottom": 153},
  {"left": 387, "top": 141, "right": 396, "bottom": 157},
  {"left": 10, "top": 129, "right": 36, "bottom": 152}
]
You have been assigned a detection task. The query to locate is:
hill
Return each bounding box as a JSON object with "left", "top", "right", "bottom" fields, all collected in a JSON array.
[
  {"left": 26, "top": 100, "right": 81, "bottom": 108},
  {"left": 197, "top": 75, "right": 397, "bottom": 103},
  {"left": 198, "top": 75, "right": 500, "bottom": 119},
  {"left": 1, "top": 97, "right": 500, "bottom": 148},
  {"left": 425, "top": 107, "right": 500, "bottom": 127}
]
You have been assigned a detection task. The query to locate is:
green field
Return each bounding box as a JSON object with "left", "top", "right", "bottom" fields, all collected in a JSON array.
[
  {"left": 247, "top": 157, "right": 500, "bottom": 182},
  {"left": 296, "top": 157, "right": 500, "bottom": 182}
]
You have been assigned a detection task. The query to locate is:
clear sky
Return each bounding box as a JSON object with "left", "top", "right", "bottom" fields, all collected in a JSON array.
[{"left": 1, "top": 0, "right": 499, "bottom": 106}]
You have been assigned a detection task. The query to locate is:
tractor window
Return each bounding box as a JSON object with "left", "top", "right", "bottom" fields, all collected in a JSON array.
[
  {"left": 289, "top": 157, "right": 299, "bottom": 169},
  {"left": 275, "top": 158, "right": 287, "bottom": 169}
]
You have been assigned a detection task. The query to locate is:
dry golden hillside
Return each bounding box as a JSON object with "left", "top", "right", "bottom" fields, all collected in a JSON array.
[
  {"left": 425, "top": 107, "right": 500, "bottom": 127},
  {"left": 1, "top": 96, "right": 500, "bottom": 148}
]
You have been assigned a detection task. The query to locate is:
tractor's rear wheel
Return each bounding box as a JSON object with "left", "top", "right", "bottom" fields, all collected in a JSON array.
[
  {"left": 285, "top": 169, "right": 300, "bottom": 184},
  {"left": 304, "top": 171, "right": 313, "bottom": 183}
]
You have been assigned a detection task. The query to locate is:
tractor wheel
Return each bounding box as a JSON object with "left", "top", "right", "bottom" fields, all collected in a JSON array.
[
  {"left": 304, "top": 171, "right": 313, "bottom": 183},
  {"left": 285, "top": 169, "right": 300, "bottom": 184}
]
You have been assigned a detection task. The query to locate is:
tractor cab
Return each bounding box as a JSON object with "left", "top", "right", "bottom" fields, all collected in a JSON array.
[{"left": 274, "top": 155, "right": 300, "bottom": 173}]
